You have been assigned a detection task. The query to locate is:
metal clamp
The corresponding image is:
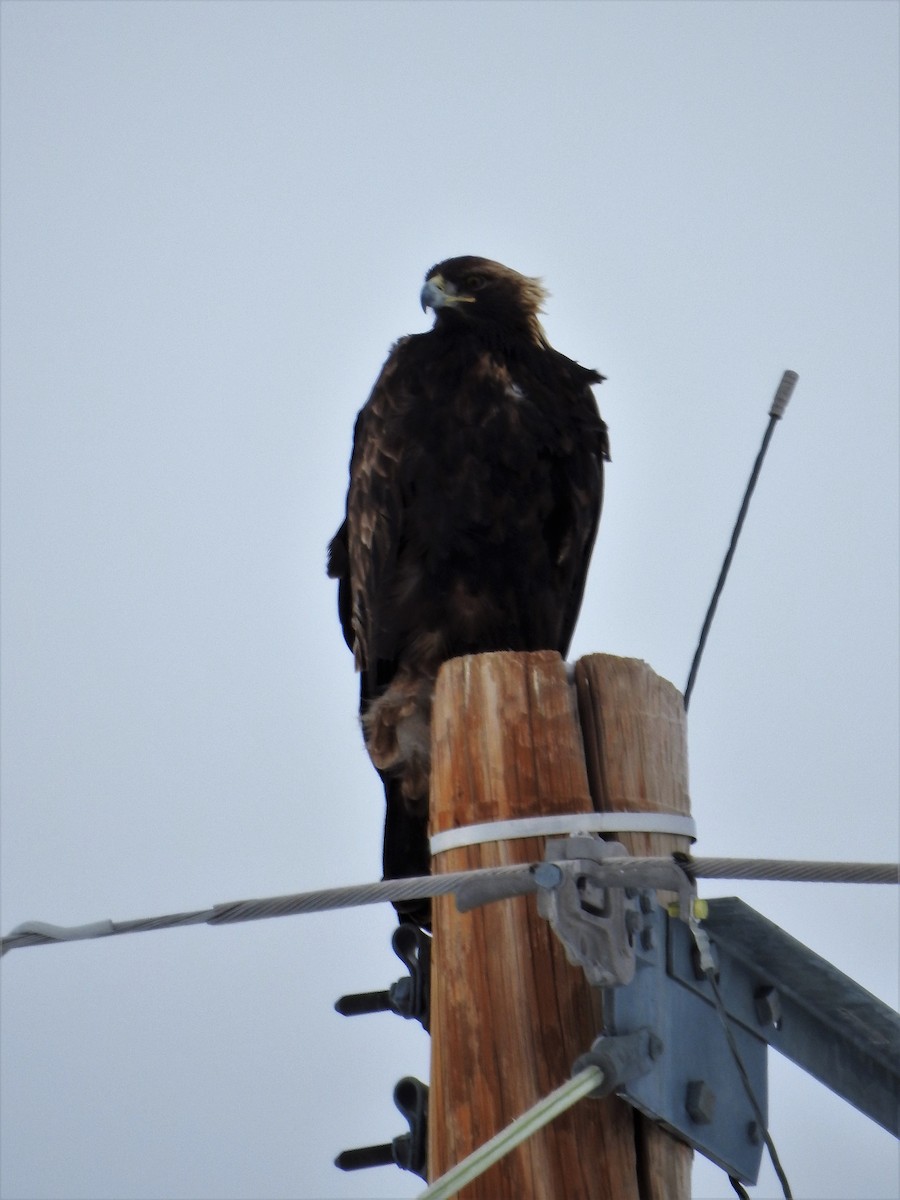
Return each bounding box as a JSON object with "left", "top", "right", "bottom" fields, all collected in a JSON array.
[
  {"left": 537, "top": 836, "right": 692, "bottom": 988},
  {"left": 455, "top": 836, "right": 698, "bottom": 989},
  {"left": 572, "top": 1028, "right": 661, "bottom": 1097}
]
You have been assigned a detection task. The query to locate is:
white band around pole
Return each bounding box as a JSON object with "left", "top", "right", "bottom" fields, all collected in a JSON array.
[{"left": 430, "top": 812, "right": 697, "bottom": 855}]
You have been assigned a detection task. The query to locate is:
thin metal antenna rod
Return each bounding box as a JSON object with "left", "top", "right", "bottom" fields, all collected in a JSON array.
[{"left": 683, "top": 370, "right": 798, "bottom": 711}]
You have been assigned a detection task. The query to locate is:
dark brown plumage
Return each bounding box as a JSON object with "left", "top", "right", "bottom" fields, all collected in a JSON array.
[{"left": 328, "top": 256, "right": 609, "bottom": 925}]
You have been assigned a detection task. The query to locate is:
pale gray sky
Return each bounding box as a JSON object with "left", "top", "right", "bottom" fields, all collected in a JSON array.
[{"left": 1, "top": 2, "right": 897, "bottom": 1198}]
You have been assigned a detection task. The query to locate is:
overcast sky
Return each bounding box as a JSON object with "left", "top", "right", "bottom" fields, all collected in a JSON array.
[{"left": 1, "top": 3, "right": 898, "bottom": 1198}]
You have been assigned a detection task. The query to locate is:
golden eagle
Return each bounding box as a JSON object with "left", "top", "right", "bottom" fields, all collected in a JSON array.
[{"left": 328, "top": 257, "right": 608, "bottom": 925}]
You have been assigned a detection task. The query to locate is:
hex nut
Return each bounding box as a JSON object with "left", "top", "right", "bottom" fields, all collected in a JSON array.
[
  {"left": 754, "top": 985, "right": 783, "bottom": 1029},
  {"left": 685, "top": 1079, "right": 716, "bottom": 1125}
]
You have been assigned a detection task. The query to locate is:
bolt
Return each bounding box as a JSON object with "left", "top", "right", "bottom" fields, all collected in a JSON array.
[
  {"left": 640, "top": 925, "right": 656, "bottom": 951},
  {"left": 639, "top": 890, "right": 655, "bottom": 913},
  {"left": 685, "top": 1079, "right": 716, "bottom": 1125},
  {"left": 747, "top": 1120, "right": 762, "bottom": 1145},
  {"left": 532, "top": 862, "right": 563, "bottom": 890},
  {"left": 754, "top": 985, "right": 783, "bottom": 1030}
]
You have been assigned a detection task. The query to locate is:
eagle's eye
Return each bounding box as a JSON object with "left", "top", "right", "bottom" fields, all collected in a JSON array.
[{"left": 465, "top": 274, "right": 486, "bottom": 291}]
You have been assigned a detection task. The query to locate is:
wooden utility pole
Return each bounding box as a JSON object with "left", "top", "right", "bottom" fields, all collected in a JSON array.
[
  {"left": 428, "top": 650, "right": 692, "bottom": 1199},
  {"left": 575, "top": 653, "right": 694, "bottom": 1197}
]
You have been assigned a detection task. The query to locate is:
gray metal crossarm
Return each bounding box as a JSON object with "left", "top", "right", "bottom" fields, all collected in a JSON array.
[{"left": 701, "top": 897, "right": 900, "bottom": 1137}]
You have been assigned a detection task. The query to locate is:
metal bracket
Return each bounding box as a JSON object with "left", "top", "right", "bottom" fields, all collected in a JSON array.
[
  {"left": 335, "top": 1076, "right": 428, "bottom": 1179},
  {"left": 598, "top": 903, "right": 769, "bottom": 1183},
  {"left": 335, "top": 925, "right": 431, "bottom": 1031},
  {"left": 544, "top": 851, "right": 900, "bottom": 1180},
  {"left": 531, "top": 841, "right": 765, "bottom": 1181}
]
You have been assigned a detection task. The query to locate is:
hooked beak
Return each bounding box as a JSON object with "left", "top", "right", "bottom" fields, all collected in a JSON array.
[
  {"left": 420, "top": 272, "right": 476, "bottom": 314},
  {"left": 420, "top": 275, "right": 447, "bottom": 313}
]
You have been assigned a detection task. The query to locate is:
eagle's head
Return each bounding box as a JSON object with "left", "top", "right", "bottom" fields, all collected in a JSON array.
[{"left": 420, "top": 256, "right": 548, "bottom": 344}]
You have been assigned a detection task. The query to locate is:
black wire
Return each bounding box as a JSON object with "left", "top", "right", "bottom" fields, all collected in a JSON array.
[
  {"left": 729, "top": 1177, "right": 751, "bottom": 1200},
  {"left": 684, "top": 414, "right": 779, "bottom": 711},
  {"left": 705, "top": 965, "right": 793, "bottom": 1199}
]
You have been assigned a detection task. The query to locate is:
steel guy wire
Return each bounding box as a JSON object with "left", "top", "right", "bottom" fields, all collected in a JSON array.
[
  {"left": 415, "top": 1064, "right": 604, "bottom": 1200},
  {"left": 2, "top": 854, "right": 896, "bottom": 956}
]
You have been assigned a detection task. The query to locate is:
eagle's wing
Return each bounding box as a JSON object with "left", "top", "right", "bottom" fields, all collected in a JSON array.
[
  {"left": 328, "top": 344, "right": 433, "bottom": 923},
  {"left": 328, "top": 344, "right": 409, "bottom": 684},
  {"left": 548, "top": 374, "right": 609, "bottom": 657},
  {"left": 325, "top": 520, "right": 353, "bottom": 653}
]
